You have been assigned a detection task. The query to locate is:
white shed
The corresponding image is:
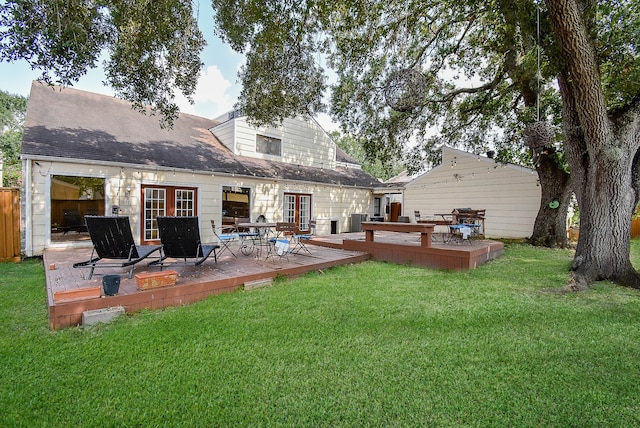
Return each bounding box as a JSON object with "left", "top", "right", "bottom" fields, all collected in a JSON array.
[{"left": 403, "top": 146, "right": 541, "bottom": 239}]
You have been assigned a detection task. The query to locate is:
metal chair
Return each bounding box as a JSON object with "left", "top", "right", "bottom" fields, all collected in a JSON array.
[
  {"left": 292, "top": 220, "right": 316, "bottom": 255},
  {"left": 235, "top": 217, "right": 259, "bottom": 256},
  {"left": 211, "top": 220, "right": 238, "bottom": 258}
]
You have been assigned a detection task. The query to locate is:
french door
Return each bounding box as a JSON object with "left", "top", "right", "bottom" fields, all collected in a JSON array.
[
  {"left": 283, "top": 193, "right": 311, "bottom": 232},
  {"left": 142, "top": 186, "right": 197, "bottom": 244}
]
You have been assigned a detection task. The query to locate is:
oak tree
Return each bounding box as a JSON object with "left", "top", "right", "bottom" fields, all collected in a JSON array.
[
  {"left": 545, "top": 0, "right": 640, "bottom": 288},
  {"left": 212, "top": 0, "right": 572, "bottom": 247},
  {"left": 0, "top": 0, "right": 205, "bottom": 127},
  {"left": 212, "top": 0, "right": 640, "bottom": 287},
  {"left": 0, "top": 90, "right": 27, "bottom": 187}
]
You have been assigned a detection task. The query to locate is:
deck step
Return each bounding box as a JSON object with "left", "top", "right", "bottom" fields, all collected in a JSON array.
[
  {"left": 82, "top": 306, "right": 125, "bottom": 327},
  {"left": 244, "top": 278, "right": 273, "bottom": 290}
]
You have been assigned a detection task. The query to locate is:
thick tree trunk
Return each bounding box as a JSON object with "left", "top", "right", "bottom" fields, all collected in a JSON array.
[
  {"left": 546, "top": 0, "right": 640, "bottom": 289},
  {"left": 572, "top": 153, "right": 638, "bottom": 288},
  {"left": 528, "top": 148, "right": 571, "bottom": 248}
]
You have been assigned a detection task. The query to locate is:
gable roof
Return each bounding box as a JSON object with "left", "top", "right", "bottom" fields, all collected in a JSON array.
[
  {"left": 335, "top": 145, "right": 360, "bottom": 166},
  {"left": 22, "top": 82, "right": 381, "bottom": 188}
]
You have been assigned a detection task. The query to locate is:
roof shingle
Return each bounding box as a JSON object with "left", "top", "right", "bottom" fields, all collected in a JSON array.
[{"left": 22, "top": 82, "right": 381, "bottom": 187}]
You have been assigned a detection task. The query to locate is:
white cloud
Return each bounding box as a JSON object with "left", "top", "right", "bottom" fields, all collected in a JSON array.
[
  {"left": 315, "top": 113, "right": 339, "bottom": 133},
  {"left": 175, "top": 65, "right": 238, "bottom": 119}
]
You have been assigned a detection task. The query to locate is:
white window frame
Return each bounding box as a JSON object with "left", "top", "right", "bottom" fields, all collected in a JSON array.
[{"left": 256, "top": 134, "right": 282, "bottom": 156}]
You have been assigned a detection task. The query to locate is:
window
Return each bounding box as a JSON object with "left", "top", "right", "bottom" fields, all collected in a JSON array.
[
  {"left": 144, "top": 188, "right": 166, "bottom": 241},
  {"left": 256, "top": 134, "right": 281, "bottom": 156},
  {"left": 222, "top": 186, "right": 251, "bottom": 222},
  {"left": 50, "top": 175, "right": 105, "bottom": 243},
  {"left": 175, "top": 189, "right": 195, "bottom": 216},
  {"left": 284, "top": 194, "right": 296, "bottom": 223},
  {"left": 374, "top": 197, "right": 382, "bottom": 216}
]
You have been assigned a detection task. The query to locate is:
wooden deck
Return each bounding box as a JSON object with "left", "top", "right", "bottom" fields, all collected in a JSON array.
[
  {"left": 44, "top": 232, "right": 503, "bottom": 330},
  {"left": 313, "top": 231, "right": 504, "bottom": 271}
]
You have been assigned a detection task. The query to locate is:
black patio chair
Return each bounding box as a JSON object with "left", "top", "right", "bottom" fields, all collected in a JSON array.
[
  {"left": 62, "top": 209, "right": 88, "bottom": 234},
  {"left": 73, "top": 216, "right": 163, "bottom": 279},
  {"left": 150, "top": 216, "right": 220, "bottom": 276}
]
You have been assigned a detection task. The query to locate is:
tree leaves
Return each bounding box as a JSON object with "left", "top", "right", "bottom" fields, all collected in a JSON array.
[
  {"left": 0, "top": 90, "right": 27, "bottom": 186},
  {"left": 0, "top": 0, "right": 104, "bottom": 85},
  {"left": 0, "top": 0, "right": 205, "bottom": 128}
]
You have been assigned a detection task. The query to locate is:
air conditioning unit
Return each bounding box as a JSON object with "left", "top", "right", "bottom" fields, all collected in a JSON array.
[{"left": 351, "top": 213, "right": 368, "bottom": 232}]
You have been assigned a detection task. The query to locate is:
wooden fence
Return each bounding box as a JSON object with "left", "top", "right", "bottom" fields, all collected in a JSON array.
[
  {"left": 632, "top": 218, "right": 640, "bottom": 239},
  {"left": 0, "top": 188, "right": 20, "bottom": 262}
]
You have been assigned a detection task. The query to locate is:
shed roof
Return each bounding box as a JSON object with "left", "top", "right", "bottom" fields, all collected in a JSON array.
[{"left": 22, "top": 82, "right": 381, "bottom": 188}]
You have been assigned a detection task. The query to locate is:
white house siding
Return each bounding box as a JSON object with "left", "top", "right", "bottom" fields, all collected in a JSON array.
[
  {"left": 211, "top": 116, "right": 336, "bottom": 170},
  {"left": 403, "top": 147, "right": 540, "bottom": 239},
  {"left": 209, "top": 119, "right": 235, "bottom": 152},
  {"left": 246, "top": 181, "right": 370, "bottom": 235},
  {"left": 312, "top": 186, "right": 372, "bottom": 234},
  {"left": 23, "top": 160, "right": 372, "bottom": 255}
]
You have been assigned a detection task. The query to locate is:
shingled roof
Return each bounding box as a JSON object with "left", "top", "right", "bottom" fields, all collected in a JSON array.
[{"left": 22, "top": 82, "right": 381, "bottom": 188}]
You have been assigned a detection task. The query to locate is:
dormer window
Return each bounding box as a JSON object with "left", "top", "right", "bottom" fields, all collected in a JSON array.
[{"left": 256, "top": 134, "right": 281, "bottom": 156}]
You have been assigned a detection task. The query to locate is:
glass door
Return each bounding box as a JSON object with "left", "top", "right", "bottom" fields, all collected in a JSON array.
[
  {"left": 142, "top": 186, "right": 197, "bottom": 244},
  {"left": 283, "top": 193, "right": 312, "bottom": 232},
  {"left": 144, "top": 188, "right": 166, "bottom": 241}
]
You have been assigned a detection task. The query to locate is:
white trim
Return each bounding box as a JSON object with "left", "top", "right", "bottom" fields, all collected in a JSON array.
[
  {"left": 46, "top": 170, "right": 109, "bottom": 249},
  {"left": 220, "top": 183, "right": 255, "bottom": 221},
  {"left": 232, "top": 118, "right": 237, "bottom": 154},
  {"left": 23, "top": 159, "right": 32, "bottom": 256}
]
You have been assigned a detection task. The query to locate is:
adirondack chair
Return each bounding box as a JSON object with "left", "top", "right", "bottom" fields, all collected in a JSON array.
[
  {"left": 150, "top": 216, "right": 220, "bottom": 276},
  {"left": 73, "top": 216, "right": 163, "bottom": 279}
]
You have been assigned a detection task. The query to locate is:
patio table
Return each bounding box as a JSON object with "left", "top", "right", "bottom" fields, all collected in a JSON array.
[
  {"left": 431, "top": 213, "right": 454, "bottom": 226},
  {"left": 428, "top": 214, "right": 455, "bottom": 243},
  {"left": 237, "top": 222, "right": 277, "bottom": 258}
]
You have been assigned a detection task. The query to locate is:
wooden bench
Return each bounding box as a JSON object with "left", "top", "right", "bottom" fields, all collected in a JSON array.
[{"left": 361, "top": 221, "right": 435, "bottom": 248}]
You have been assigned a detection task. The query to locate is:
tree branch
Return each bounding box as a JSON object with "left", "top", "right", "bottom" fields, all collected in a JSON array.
[{"left": 431, "top": 64, "right": 506, "bottom": 106}]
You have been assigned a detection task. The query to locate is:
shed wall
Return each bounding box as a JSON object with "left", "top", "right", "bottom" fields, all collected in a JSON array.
[{"left": 404, "top": 148, "right": 540, "bottom": 238}]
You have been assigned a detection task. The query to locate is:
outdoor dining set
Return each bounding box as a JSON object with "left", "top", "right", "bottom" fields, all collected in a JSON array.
[
  {"left": 211, "top": 218, "right": 315, "bottom": 261},
  {"left": 73, "top": 216, "right": 316, "bottom": 280},
  {"left": 414, "top": 208, "right": 486, "bottom": 244}
]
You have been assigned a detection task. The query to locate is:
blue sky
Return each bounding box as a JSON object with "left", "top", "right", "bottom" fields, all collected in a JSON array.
[{"left": 0, "top": 8, "right": 336, "bottom": 130}]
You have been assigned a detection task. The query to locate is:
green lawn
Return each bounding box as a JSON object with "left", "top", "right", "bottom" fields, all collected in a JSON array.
[{"left": 2, "top": 243, "right": 640, "bottom": 426}]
